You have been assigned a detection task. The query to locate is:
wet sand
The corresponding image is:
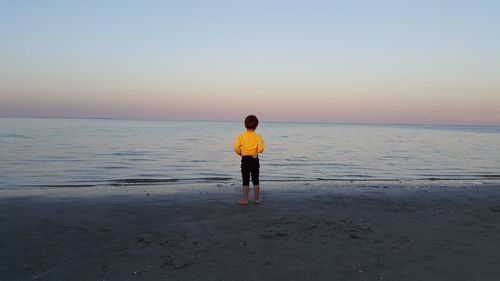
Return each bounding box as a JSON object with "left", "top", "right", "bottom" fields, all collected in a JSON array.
[{"left": 1, "top": 181, "right": 500, "bottom": 281}]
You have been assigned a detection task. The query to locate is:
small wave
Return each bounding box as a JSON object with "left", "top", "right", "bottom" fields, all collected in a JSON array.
[
  {"left": 262, "top": 178, "right": 398, "bottom": 182},
  {"left": 333, "top": 174, "right": 374, "bottom": 178},
  {"left": 418, "top": 174, "right": 500, "bottom": 180},
  {"left": 110, "top": 178, "right": 179, "bottom": 184},
  {"left": 0, "top": 134, "right": 33, "bottom": 139},
  {"left": 481, "top": 175, "right": 500, "bottom": 178},
  {"left": 269, "top": 163, "right": 355, "bottom": 167},
  {"left": 111, "top": 151, "right": 152, "bottom": 156},
  {"left": 108, "top": 177, "right": 232, "bottom": 186},
  {"left": 46, "top": 158, "right": 85, "bottom": 162},
  {"left": 37, "top": 184, "right": 97, "bottom": 188},
  {"left": 379, "top": 155, "right": 413, "bottom": 160}
]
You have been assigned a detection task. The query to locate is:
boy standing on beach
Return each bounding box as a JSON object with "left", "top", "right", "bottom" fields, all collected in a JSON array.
[{"left": 233, "top": 115, "right": 265, "bottom": 205}]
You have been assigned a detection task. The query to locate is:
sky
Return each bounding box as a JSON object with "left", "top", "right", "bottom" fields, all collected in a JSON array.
[{"left": 1, "top": 0, "right": 499, "bottom": 125}]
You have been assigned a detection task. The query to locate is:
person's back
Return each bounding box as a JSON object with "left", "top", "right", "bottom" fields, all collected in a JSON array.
[
  {"left": 234, "top": 131, "right": 264, "bottom": 157},
  {"left": 233, "top": 115, "right": 265, "bottom": 205}
]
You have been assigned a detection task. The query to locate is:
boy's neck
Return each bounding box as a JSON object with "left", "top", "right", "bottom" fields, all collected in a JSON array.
[{"left": 246, "top": 129, "right": 255, "bottom": 132}]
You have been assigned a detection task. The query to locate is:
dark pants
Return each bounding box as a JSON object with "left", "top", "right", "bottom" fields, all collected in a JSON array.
[{"left": 241, "top": 156, "right": 260, "bottom": 186}]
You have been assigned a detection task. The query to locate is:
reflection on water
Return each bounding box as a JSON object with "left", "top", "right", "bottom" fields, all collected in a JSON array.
[{"left": 1, "top": 118, "right": 499, "bottom": 189}]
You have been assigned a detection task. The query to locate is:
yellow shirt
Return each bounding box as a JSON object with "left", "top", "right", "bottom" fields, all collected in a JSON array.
[{"left": 233, "top": 130, "right": 265, "bottom": 157}]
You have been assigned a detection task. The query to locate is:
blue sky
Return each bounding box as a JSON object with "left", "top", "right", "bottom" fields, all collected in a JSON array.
[{"left": 1, "top": 0, "right": 499, "bottom": 124}]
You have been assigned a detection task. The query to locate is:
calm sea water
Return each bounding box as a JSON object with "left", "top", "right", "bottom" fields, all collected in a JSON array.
[{"left": 1, "top": 118, "right": 499, "bottom": 189}]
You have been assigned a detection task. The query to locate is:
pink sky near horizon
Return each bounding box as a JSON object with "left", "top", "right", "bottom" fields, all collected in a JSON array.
[
  {"left": 2, "top": 88, "right": 499, "bottom": 125},
  {"left": 2, "top": 63, "right": 499, "bottom": 125}
]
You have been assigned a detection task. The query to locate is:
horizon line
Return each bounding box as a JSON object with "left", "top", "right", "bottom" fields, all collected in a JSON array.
[{"left": 1, "top": 116, "right": 499, "bottom": 128}]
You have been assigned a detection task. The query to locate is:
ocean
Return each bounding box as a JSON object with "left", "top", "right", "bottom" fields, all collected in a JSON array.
[{"left": 1, "top": 118, "right": 499, "bottom": 189}]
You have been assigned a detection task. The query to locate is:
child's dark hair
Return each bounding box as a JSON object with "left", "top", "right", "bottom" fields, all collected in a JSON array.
[{"left": 244, "top": 115, "right": 259, "bottom": 130}]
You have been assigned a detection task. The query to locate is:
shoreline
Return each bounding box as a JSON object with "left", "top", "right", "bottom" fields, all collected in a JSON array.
[{"left": 1, "top": 181, "right": 500, "bottom": 280}]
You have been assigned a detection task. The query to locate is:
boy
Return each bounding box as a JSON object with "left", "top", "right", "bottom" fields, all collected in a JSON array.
[{"left": 233, "top": 115, "right": 265, "bottom": 205}]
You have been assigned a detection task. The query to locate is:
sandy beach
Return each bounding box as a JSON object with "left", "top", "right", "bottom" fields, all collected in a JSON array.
[{"left": 1, "top": 181, "right": 500, "bottom": 281}]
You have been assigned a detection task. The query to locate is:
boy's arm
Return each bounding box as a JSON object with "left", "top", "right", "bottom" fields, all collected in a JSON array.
[
  {"left": 257, "top": 136, "right": 265, "bottom": 154},
  {"left": 233, "top": 136, "right": 242, "bottom": 156}
]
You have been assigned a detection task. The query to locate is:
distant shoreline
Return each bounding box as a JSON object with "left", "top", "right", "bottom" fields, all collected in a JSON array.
[{"left": 1, "top": 116, "right": 499, "bottom": 127}]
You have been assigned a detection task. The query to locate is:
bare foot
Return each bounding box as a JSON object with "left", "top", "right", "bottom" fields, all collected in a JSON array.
[
  {"left": 254, "top": 200, "right": 261, "bottom": 205},
  {"left": 238, "top": 200, "right": 249, "bottom": 205}
]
